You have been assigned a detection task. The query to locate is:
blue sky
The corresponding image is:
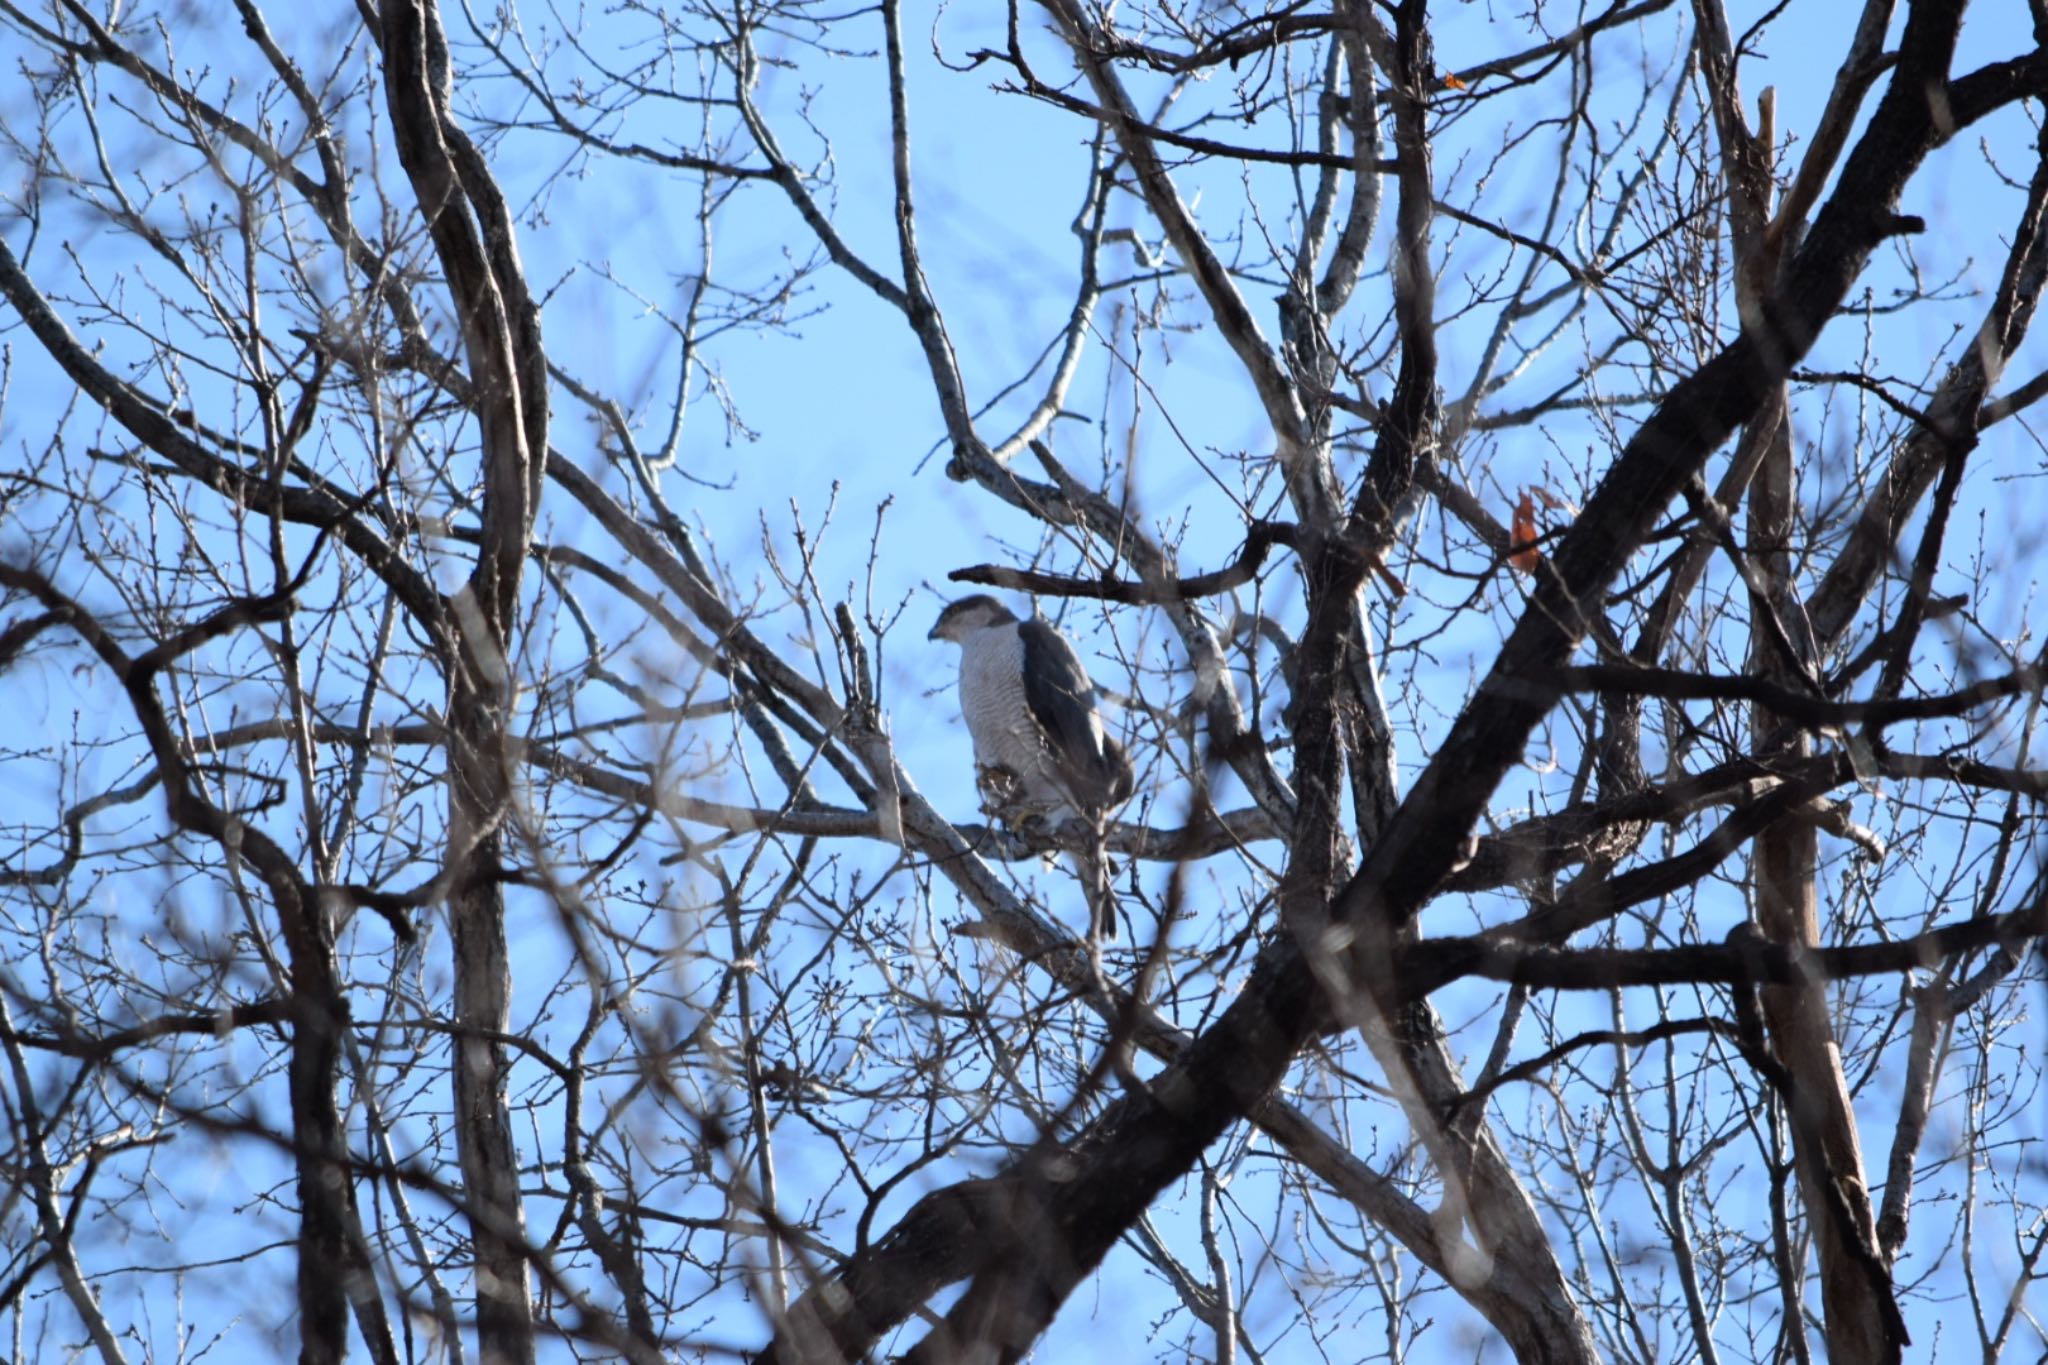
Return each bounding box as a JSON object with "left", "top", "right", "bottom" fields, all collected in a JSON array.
[
  {"left": 2, "top": 0, "right": 2045, "bottom": 1359},
  {"left": 476, "top": 1, "right": 2048, "bottom": 1352}
]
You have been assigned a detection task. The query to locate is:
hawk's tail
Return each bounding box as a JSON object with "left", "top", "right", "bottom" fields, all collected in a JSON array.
[{"left": 1077, "top": 812, "right": 1117, "bottom": 941}]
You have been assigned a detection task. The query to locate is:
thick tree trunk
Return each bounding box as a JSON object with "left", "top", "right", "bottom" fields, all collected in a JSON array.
[
  {"left": 447, "top": 719, "right": 535, "bottom": 1365},
  {"left": 1694, "top": 0, "right": 1903, "bottom": 1345},
  {"left": 380, "top": 0, "right": 550, "bottom": 1358},
  {"left": 1749, "top": 400, "right": 1900, "bottom": 1364}
]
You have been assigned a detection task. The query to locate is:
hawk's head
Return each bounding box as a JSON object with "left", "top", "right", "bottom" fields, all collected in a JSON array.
[{"left": 928, "top": 594, "right": 1018, "bottom": 643}]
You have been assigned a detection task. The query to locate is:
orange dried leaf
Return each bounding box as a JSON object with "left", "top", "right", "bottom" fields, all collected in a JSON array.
[
  {"left": 1443, "top": 72, "right": 1469, "bottom": 90},
  {"left": 1509, "top": 489, "right": 1542, "bottom": 574}
]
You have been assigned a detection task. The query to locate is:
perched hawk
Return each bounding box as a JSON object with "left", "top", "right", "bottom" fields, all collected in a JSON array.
[{"left": 929, "top": 594, "right": 1135, "bottom": 938}]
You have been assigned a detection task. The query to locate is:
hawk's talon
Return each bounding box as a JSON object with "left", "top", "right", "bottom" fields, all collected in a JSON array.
[{"left": 975, "top": 763, "right": 1027, "bottom": 817}]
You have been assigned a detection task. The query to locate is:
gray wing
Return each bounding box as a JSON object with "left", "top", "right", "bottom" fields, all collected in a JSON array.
[{"left": 1018, "top": 617, "right": 1134, "bottom": 810}]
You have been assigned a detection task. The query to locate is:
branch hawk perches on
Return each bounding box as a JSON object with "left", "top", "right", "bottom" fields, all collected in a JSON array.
[{"left": 929, "top": 594, "right": 1135, "bottom": 938}]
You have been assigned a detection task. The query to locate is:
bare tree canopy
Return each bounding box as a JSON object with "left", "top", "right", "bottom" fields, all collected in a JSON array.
[{"left": 1, "top": 1, "right": 2045, "bottom": 1362}]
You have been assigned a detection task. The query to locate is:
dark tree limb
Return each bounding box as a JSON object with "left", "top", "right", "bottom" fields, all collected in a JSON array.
[
  {"left": 1408, "top": 888, "right": 2048, "bottom": 995},
  {"left": 951, "top": 521, "right": 1303, "bottom": 603}
]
